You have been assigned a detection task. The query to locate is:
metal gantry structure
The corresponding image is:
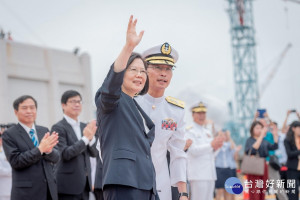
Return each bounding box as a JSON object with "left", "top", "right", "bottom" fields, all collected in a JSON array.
[
  {"left": 227, "top": 0, "right": 259, "bottom": 145},
  {"left": 260, "top": 43, "right": 292, "bottom": 97}
]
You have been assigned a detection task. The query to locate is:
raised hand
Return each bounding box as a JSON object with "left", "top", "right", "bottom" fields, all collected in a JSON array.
[
  {"left": 263, "top": 111, "right": 269, "bottom": 118},
  {"left": 211, "top": 135, "right": 224, "bottom": 150},
  {"left": 83, "top": 120, "right": 97, "bottom": 141},
  {"left": 235, "top": 145, "right": 242, "bottom": 152},
  {"left": 261, "top": 127, "right": 268, "bottom": 137},
  {"left": 184, "top": 139, "right": 193, "bottom": 151},
  {"left": 39, "top": 132, "right": 59, "bottom": 154},
  {"left": 255, "top": 111, "right": 259, "bottom": 118},
  {"left": 270, "top": 123, "right": 278, "bottom": 136},
  {"left": 226, "top": 130, "right": 231, "bottom": 139},
  {"left": 126, "top": 15, "right": 144, "bottom": 49},
  {"left": 113, "top": 15, "right": 145, "bottom": 73}
]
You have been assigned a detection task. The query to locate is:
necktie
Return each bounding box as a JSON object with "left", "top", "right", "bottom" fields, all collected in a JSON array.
[{"left": 29, "top": 129, "right": 38, "bottom": 147}]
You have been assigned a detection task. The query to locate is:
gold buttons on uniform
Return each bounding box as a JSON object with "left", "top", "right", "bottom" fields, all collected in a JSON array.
[{"left": 152, "top": 105, "right": 156, "bottom": 110}]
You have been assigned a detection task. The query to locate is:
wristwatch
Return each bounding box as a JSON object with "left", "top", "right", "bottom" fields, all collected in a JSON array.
[{"left": 178, "top": 192, "right": 189, "bottom": 199}]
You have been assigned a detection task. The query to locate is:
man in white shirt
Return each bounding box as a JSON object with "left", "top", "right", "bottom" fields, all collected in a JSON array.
[
  {"left": 51, "top": 90, "right": 98, "bottom": 200},
  {"left": 135, "top": 43, "right": 188, "bottom": 200}
]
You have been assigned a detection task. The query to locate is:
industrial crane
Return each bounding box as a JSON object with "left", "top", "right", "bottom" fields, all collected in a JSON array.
[
  {"left": 227, "top": 0, "right": 259, "bottom": 144},
  {"left": 260, "top": 43, "right": 292, "bottom": 97},
  {"left": 227, "top": 0, "right": 294, "bottom": 146}
]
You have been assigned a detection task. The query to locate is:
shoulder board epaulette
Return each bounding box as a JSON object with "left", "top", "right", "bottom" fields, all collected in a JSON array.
[
  {"left": 165, "top": 96, "right": 185, "bottom": 109},
  {"left": 185, "top": 125, "right": 193, "bottom": 131}
]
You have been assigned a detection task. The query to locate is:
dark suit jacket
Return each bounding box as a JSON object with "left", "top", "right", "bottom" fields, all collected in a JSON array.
[
  {"left": 284, "top": 139, "right": 300, "bottom": 170},
  {"left": 95, "top": 64, "right": 156, "bottom": 194},
  {"left": 94, "top": 154, "right": 103, "bottom": 190},
  {"left": 51, "top": 118, "right": 98, "bottom": 195},
  {"left": 245, "top": 137, "right": 278, "bottom": 158},
  {"left": 2, "top": 123, "right": 59, "bottom": 200}
]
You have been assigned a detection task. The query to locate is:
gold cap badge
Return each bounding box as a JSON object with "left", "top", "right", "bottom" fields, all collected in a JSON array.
[{"left": 161, "top": 42, "right": 172, "bottom": 55}]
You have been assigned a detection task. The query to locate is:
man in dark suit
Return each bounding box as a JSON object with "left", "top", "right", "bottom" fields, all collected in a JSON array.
[
  {"left": 2, "top": 95, "right": 60, "bottom": 200},
  {"left": 51, "top": 90, "right": 98, "bottom": 200}
]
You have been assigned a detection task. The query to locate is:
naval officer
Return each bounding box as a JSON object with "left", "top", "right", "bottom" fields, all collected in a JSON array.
[
  {"left": 135, "top": 43, "right": 188, "bottom": 200},
  {"left": 185, "top": 102, "right": 223, "bottom": 200}
]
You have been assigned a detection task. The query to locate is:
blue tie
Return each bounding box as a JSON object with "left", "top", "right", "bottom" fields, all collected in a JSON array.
[{"left": 29, "top": 129, "right": 38, "bottom": 147}]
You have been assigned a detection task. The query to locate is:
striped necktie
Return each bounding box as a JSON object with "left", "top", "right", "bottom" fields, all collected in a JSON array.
[{"left": 29, "top": 129, "right": 38, "bottom": 147}]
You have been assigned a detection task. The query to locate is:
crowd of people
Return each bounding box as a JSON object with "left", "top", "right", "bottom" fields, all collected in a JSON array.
[
  {"left": 0, "top": 16, "right": 300, "bottom": 200},
  {"left": 244, "top": 110, "right": 300, "bottom": 200}
]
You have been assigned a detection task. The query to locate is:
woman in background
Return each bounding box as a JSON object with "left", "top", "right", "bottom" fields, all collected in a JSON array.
[
  {"left": 244, "top": 121, "right": 278, "bottom": 200},
  {"left": 284, "top": 121, "right": 300, "bottom": 200}
]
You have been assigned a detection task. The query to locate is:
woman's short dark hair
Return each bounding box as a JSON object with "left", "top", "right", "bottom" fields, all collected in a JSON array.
[
  {"left": 126, "top": 52, "right": 149, "bottom": 95},
  {"left": 13, "top": 95, "right": 37, "bottom": 111},
  {"left": 61, "top": 90, "right": 82, "bottom": 104},
  {"left": 250, "top": 121, "right": 264, "bottom": 137},
  {"left": 286, "top": 121, "right": 300, "bottom": 145}
]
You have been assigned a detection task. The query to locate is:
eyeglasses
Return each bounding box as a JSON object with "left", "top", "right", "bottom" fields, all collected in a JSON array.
[
  {"left": 67, "top": 100, "right": 82, "bottom": 105},
  {"left": 128, "top": 67, "right": 148, "bottom": 76},
  {"left": 148, "top": 65, "right": 174, "bottom": 72}
]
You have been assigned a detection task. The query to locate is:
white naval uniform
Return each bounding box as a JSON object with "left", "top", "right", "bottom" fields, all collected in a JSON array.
[
  {"left": 135, "top": 94, "right": 187, "bottom": 200},
  {"left": 185, "top": 122, "right": 216, "bottom": 200}
]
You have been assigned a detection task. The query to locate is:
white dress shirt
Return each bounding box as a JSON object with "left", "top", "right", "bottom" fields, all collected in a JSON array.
[
  {"left": 63, "top": 114, "right": 96, "bottom": 146},
  {"left": 19, "top": 122, "right": 39, "bottom": 144}
]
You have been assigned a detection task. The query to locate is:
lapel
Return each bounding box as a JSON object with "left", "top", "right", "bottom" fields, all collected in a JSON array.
[
  {"left": 123, "top": 93, "right": 145, "bottom": 132},
  {"left": 80, "top": 123, "right": 85, "bottom": 137},
  {"left": 16, "top": 123, "right": 35, "bottom": 149},
  {"left": 62, "top": 118, "right": 79, "bottom": 142},
  {"left": 35, "top": 125, "right": 45, "bottom": 144},
  {"left": 134, "top": 99, "right": 154, "bottom": 131},
  {"left": 133, "top": 99, "right": 156, "bottom": 145},
  {"left": 136, "top": 101, "right": 155, "bottom": 145}
]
